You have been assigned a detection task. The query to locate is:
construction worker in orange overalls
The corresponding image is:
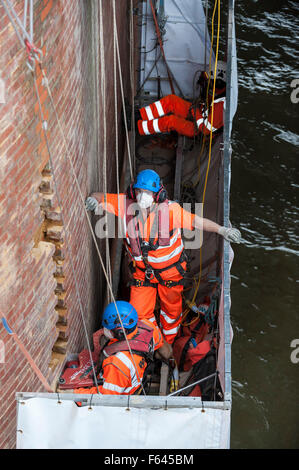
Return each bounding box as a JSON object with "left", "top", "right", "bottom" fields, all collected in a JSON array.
[
  {"left": 137, "top": 61, "right": 227, "bottom": 139},
  {"left": 74, "top": 301, "right": 170, "bottom": 395},
  {"left": 85, "top": 169, "right": 241, "bottom": 346}
]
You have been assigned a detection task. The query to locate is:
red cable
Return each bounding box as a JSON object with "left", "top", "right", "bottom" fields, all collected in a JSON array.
[
  {"left": 149, "top": 0, "right": 175, "bottom": 95},
  {"left": 2, "top": 317, "right": 53, "bottom": 393}
]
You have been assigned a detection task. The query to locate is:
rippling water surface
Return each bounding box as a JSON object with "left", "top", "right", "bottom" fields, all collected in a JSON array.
[{"left": 229, "top": 0, "right": 299, "bottom": 449}]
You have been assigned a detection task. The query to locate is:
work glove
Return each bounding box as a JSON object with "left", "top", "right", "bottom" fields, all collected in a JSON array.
[
  {"left": 218, "top": 226, "right": 241, "bottom": 244},
  {"left": 85, "top": 196, "right": 98, "bottom": 212}
]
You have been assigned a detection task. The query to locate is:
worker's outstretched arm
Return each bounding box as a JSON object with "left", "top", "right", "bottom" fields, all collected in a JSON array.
[
  {"left": 85, "top": 192, "right": 103, "bottom": 211},
  {"left": 193, "top": 214, "right": 241, "bottom": 243},
  {"left": 85, "top": 193, "right": 125, "bottom": 217}
]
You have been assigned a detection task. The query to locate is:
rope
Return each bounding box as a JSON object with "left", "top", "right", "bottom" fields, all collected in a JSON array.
[
  {"left": 129, "top": 0, "right": 136, "bottom": 174},
  {"left": 0, "top": 0, "right": 42, "bottom": 70},
  {"left": 149, "top": 0, "right": 175, "bottom": 95},
  {"left": 112, "top": 0, "right": 120, "bottom": 213},
  {"left": 22, "top": 0, "right": 34, "bottom": 43},
  {"left": 32, "top": 69, "right": 100, "bottom": 395},
  {"left": 195, "top": 0, "right": 218, "bottom": 186},
  {"left": 189, "top": 0, "right": 221, "bottom": 308},
  {"left": 40, "top": 67, "right": 146, "bottom": 395},
  {"left": 99, "top": 0, "right": 112, "bottom": 300},
  {"left": 113, "top": 9, "right": 134, "bottom": 181},
  {"left": 167, "top": 372, "right": 218, "bottom": 397},
  {"left": 1, "top": 317, "right": 53, "bottom": 393},
  {"left": 2, "top": 0, "right": 144, "bottom": 395},
  {"left": 1, "top": 0, "right": 31, "bottom": 47},
  {"left": 39, "top": 68, "right": 146, "bottom": 397}
]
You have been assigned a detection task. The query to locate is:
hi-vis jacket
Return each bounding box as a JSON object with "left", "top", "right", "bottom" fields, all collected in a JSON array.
[
  {"left": 96, "top": 193, "right": 195, "bottom": 280},
  {"left": 137, "top": 94, "right": 225, "bottom": 139},
  {"left": 74, "top": 319, "right": 163, "bottom": 396}
]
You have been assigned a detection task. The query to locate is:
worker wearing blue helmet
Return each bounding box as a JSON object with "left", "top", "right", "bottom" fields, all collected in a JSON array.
[
  {"left": 74, "top": 300, "right": 170, "bottom": 396},
  {"left": 85, "top": 169, "right": 241, "bottom": 345}
]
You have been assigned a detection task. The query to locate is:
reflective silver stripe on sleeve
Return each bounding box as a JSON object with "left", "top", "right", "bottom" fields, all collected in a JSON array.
[
  {"left": 117, "top": 352, "right": 140, "bottom": 389},
  {"left": 155, "top": 100, "right": 164, "bottom": 116},
  {"left": 145, "top": 105, "right": 154, "bottom": 120},
  {"left": 142, "top": 121, "right": 150, "bottom": 135},
  {"left": 204, "top": 117, "right": 217, "bottom": 132},
  {"left": 153, "top": 118, "right": 161, "bottom": 133},
  {"left": 196, "top": 118, "right": 203, "bottom": 128}
]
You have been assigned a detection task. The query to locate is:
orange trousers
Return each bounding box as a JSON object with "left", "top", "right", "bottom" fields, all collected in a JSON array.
[
  {"left": 138, "top": 94, "right": 196, "bottom": 138},
  {"left": 138, "top": 94, "right": 224, "bottom": 138},
  {"left": 130, "top": 281, "right": 183, "bottom": 345}
]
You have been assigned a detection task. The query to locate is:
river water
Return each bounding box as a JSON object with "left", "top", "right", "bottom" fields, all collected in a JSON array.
[{"left": 229, "top": 0, "right": 299, "bottom": 449}]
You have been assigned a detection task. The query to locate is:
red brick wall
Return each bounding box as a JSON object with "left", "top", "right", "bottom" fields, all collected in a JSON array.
[{"left": 0, "top": 0, "right": 131, "bottom": 448}]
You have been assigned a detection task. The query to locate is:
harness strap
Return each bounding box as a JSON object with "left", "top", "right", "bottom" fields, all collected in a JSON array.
[
  {"left": 134, "top": 250, "right": 188, "bottom": 282},
  {"left": 130, "top": 277, "right": 187, "bottom": 288},
  {"left": 126, "top": 197, "right": 171, "bottom": 257},
  {"left": 179, "top": 337, "right": 193, "bottom": 371}
]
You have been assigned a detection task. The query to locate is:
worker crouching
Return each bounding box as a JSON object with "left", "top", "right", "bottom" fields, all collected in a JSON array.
[{"left": 74, "top": 301, "right": 171, "bottom": 396}]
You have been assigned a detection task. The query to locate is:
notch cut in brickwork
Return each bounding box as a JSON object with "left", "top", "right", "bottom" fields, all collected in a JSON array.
[{"left": 38, "top": 163, "right": 69, "bottom": 370}]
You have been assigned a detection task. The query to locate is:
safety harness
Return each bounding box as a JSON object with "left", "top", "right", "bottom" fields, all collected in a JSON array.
[
  {"left": 125, "top": 198, "right": 188, "bottom": 287},
  {"left": 102, "top": 321, "right": 155, "bottom": 364}
]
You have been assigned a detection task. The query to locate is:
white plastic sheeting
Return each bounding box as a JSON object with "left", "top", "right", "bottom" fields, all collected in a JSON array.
[
  {"left": 227, "top": 0, "right": 238, "bottom": 132},
  {"left": 17, "top": 397, "right": 230, "bottom": 449},
  {"left": 140, "top": 0, "right": 214, "bottom": 99}
]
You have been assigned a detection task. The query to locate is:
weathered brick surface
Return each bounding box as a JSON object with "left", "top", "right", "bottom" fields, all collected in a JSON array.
[{"left": 0, "top": 0, "right": 131, "bottom": 448}]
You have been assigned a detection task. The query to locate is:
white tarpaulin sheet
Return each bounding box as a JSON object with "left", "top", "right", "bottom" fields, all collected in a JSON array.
[
  {"left": 140, "top": 0, "right": 214, "bottom": 98},
  {"left": 17, "top": 398, "right": 230, "bottom": 449}
]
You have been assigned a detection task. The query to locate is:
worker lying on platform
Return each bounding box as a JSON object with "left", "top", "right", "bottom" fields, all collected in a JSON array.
[
  {"left": 85, "top": 169, "right": 241, "bottom": 345},
  {"left": 137, "top": 60, "right": 227, "bottom": 139},
  {"left": 74, "top": 301, "right": 172, "bottom": 396}
]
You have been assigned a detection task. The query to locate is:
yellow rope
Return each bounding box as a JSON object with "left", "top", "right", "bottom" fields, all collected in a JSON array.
[
  {"left": 187, "top": 0, "right": 221, "bottom": 317},
  {"left": 196, "top": 0, "right": 218, "bottom": 185}
]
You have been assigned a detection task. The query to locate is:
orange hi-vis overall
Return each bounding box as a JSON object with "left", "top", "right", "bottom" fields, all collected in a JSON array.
[
  {"left": 74, "top": 319, "right": 163, "bottom": 396},
  {"left": 95, "top": 193, "right": 195, "bottom": 344},
  {"left": 137, "top": 94, "right": 225, "bottom": 138}
]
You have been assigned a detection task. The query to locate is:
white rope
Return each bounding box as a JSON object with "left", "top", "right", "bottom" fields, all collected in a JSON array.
[
  {"left": 23, "top": 0, "right": 28, "bottom": 39},
  {"left": 22, "top": 0, "right": 33, "bottom": 42},
  {"left": 129, "top": 0, "right": 136, "bottom": 174},
  {"left": 1, "top": 0, "right": 30, "bottom": 46},
  {"left": 113, "top": 7, "right": 133, "bottom": 181},
  {"left": 112, "top": 0, "right": 120, "bottom": 216},
  {"left": 29, "top": 0, "right": 33, "bottom": 42},
  {"left": 33, "top": 71, "right": 100, "bottom": 394},
  {"left": 99, "top": 0, "right": 112, "bottom": 300},
  {"left": 40, "top": 67, "right": 146, "bottom": 396},
  {"left": 1, "top": 0, "right": 42, "bottom": 71},
  {"left": 3, "top": 0, "right": 147, "bottom": 395}
]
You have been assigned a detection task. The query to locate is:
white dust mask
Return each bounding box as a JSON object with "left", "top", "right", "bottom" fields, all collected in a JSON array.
[
  {"left": 136, "top": 191, "right": 154, "bottom": 209},
  {"left": 103, "top": 327, "right": 114, "bottom": 339}
]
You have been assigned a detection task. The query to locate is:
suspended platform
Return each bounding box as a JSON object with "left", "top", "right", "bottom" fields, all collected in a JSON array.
[{"left": 15, "top": 0, "right": 238, "bottom": 449}]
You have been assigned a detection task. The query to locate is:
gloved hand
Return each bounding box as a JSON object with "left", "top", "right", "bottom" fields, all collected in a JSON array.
[
  {"left": 85, "top": 196, "right": 98, "bottom": 212},
  {"left": 218, "top": 226, "right": 241, "bottom": 244}
]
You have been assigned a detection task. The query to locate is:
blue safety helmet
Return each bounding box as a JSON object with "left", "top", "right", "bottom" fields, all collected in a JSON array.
[
  {"left": 102, "top": 301, "right": 138, "bottom": 331},
  {"left": 133, "top": 169, "right": 160, "bottom": 193}
]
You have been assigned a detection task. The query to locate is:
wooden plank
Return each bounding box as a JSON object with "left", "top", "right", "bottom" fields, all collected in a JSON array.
[
  {"left": 159, "top": 362, "right": 169, "bottom": 396},
  {"left": 173, "top": 135, "right": 184, "bottom": 201}
]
